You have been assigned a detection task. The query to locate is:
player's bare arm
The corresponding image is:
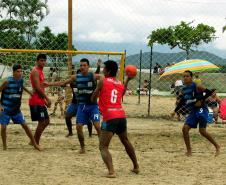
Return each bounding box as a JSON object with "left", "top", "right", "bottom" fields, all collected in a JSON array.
[
  {"left": 95, "top": 59, "right": 102, "bottom": 74},
  {"left": 123, "top": 77, "right": 133, "bottom": 95},
  {"left": 195, "top": 84, "right": 215, "bottom": 107},
  {"left": 23, "top": 86, "right": 33, "bottom": 96},
  {"left": 0, "top": 80, "right": 8, "bottom": 111},
  {"left": 46, "top": 75, "right": 75, "bottom": 87},
  {"left": 93, "top": 73, "right": 101, "bottom": 80},
  {"left": 0, "top": 80, "right": 8, "bottom": 92},
  {"left": 91, "top": 76, "right": 104, "bottom": 102}
]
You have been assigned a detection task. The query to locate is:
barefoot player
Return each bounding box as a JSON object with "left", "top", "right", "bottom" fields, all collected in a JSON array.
[
  {"left": 29, "top": 54, "right": 51, "bottom": 146},
  {"left": 0, "top": 64, "right": 41, "bottom": 151},
  {"left": 91, "top": 60, "right": 139, "bottom": 178},
  {"left": 181, "top": 70, "right": 220, "bottom": 156}
]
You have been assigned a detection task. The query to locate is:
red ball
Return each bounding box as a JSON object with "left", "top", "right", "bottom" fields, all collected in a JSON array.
[{"left": 125, "top": 65, "right": 137, "bottom": 78}]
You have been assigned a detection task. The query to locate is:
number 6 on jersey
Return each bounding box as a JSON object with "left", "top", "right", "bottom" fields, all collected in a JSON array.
[{"left": 111, "top": 89, "right": 118, "bottom": 103}]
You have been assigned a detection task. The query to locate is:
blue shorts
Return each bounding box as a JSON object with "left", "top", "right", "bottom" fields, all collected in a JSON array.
[
  {"left": 65, "top": 103, "right": 78, "bottom": 117},
  {"left": 185, "top": 107, "right": 208, "bottom": 128},
  {"left": 76, "top": 104, "right": 100, "bottom": 125},
  {"left": 0, "top": 111, "right": 25, "bottom": 125}
]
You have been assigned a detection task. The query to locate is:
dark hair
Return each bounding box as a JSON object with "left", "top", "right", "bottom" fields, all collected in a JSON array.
[
  {"left": 184, "top": 70, "right": 193, "bottom": 77},
  {"left": 80, "top": 58, "right": 89, "bottom": 66},
  {"left": 37, "top": 54, "right": 47, "bottom": 61},
  {"left": 12, "top": 64, "right": 22, "bottom": 72},
  {"left": 104, "top": 60, "right": 118, "bottom": 77}
]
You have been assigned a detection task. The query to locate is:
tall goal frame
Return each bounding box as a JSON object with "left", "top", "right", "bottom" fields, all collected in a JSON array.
[{"left": 0, "top": 48, "right": 126, "bottom": 82}]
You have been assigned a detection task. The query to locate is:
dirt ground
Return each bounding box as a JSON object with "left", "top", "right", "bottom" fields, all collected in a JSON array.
[{"left": 1, "top": 95, "right": 226, "bottom": 185}]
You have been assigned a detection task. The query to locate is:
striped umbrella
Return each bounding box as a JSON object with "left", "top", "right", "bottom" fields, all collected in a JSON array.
[{"left": 160, "top": 59, "right": 220, "bottom": 78}]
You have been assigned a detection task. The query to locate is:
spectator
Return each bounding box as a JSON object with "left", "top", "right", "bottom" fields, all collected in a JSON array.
[
  {"left": 171, "top": 79, "right": 183, "bottom": 95},
  {"left": 153, "top": 63, "right": 162, "bottom": 74},
  {"left": 49, "top": 78, "right": 65, "bottom": 118},
  {"left": 193, "top": 74, "right": 202, "bottom": 85},
  {"left": 137, "top": 80, "right": 149, "bottom": 95},
  {"left": 206, "top": 89, "right": 221, "bottom": 124}
]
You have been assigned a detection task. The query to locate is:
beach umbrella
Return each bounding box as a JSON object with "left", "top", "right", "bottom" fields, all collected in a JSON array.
[{"left": 160, "top": 59, "right": 220, "bottom": 78}]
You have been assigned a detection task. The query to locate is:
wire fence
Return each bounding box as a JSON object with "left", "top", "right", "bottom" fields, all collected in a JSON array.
[{"left": 1, "top": 0, "right": 226, "bottom": 121}]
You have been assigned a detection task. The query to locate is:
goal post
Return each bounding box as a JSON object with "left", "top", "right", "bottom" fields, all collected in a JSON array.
[
  {"left": 0, "top": 48, "right": 126, "bottom": 81},
  {"left": 0, "top": 48, "right": 126, "bottom": 107}
]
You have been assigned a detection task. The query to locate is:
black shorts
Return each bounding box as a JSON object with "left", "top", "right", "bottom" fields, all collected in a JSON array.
[
  {"left": 30, "top": 105, "right": 49, "bottom": 121},
  {"left": 101, "top": 118, "right": 127, "bottom": 135}
]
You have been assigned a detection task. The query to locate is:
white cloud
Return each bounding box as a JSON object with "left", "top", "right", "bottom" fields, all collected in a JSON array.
[{"left": 38, "top": 0, "right": 226, "bottom": 50}]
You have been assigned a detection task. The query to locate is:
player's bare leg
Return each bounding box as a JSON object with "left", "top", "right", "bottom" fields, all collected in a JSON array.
[
  {"left": 76, "top": 124, "right": 85, "bottom": 154},
  {"left": 59, "top": 102, "right": 64, "bottom": 118},
  {"left": 182, "top": 124, "right": 192, "bottom": 156},
  {"left": 65, "top": 114, "right": 73, "bottom": 137},
  {"left": 87, "top": 122, "right": 92, "bottom": 137},
  {"left": 1, "top": 125, "right": 7, "bottom": 150},
  {"left": 93, "top": 122, "right": 101, "bottom": 137},
  {"left": 34, "top": 119, "right": 49, "bottom": 145},
  {"left": 118, "top": 131, "right": 139, "bottom": 174},
  {"left": 50, "top": 102, "right": 58, "bottom": 116},
  {"left": 21, "top": 124, "right": 42, "bottom": 151},
  {"left": 199, "top": 128, "right": 220, "bottom": 156},
  {"left": 99, "top": 130, "right": 116, "bottom": 178}
]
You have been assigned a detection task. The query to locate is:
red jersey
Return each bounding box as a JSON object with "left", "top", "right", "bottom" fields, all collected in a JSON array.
[
  {"left": 98, "top": 77, "right": 126, "bottom": 121},
  {"left": 29, "top": 66, "right": 45, "bottom": 106}
]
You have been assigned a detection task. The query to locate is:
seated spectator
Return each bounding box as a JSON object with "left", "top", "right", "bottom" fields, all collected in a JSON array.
[
  {"left": 193, "top": 75, "right": 202, "bottom": 85},
  {"left": 137, "top": 80, "right": 149, "bottom": 95},
  {"left": 125, "top": 88, "right": 133, "bottom": 96},
  {"left": 206, "top": 89, "right": 221, "bottom": 124}
]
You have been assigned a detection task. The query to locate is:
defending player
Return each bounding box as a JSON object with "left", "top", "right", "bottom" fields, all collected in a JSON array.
[
  {"left": 64, "top": 60, "right": 101, "bottom": 137},
  {"left": 0, "top": 64, "right": 41, "bottom": 151},
  {"left": 45, "top": 58, "right": 101, "bottom": 154},
  {"left": 181, "top": 70, "right": 220, "bottom": 156}
]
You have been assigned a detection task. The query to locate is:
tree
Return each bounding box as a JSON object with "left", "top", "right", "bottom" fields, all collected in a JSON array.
[
  {"left": 18, "top": 0, "right": 49, "bottom": 44},
  {"left": 34, "top": 26, "right": 76, "bottom": 67},
  {"left": 148, "top": 21, "right": 216, "bottom": 59},
  {"left": 0, "top": 0, "right": 19, "bottom": 19},
  {"left": 0, "top": 0, "right": 49, "bottom": 47}
]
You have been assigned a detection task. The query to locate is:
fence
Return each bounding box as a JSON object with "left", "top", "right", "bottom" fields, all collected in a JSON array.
[{"left": 1, "top": 0, "right": 226, "bottom": 119}]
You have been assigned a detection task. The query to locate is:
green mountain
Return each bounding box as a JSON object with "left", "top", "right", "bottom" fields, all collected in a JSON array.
[{"left": 126, "top": 51, "right": 226, "bottom": 68}]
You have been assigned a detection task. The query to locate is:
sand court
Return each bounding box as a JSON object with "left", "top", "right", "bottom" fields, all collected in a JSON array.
[{"left": 0, "top": 95, "right": 226, "bottom": 184}]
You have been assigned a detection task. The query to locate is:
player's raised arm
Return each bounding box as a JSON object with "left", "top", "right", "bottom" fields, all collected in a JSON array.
[
  {"left": 123, "top": 65, "right": 137, "bottom": 95},
  {"left": 91, "top": 75, "right": 104, "bottom": 102},
  {"left": 95, "top": 59, "right": 102, "bottom": 74},
  {"left": 123, "top": 77, "right": 133, "bottom": 95}
]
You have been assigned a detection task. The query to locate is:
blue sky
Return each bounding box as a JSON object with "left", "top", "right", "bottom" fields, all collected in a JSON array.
[{"left": 38, "top": 0, "right": 226, "bottom": 57}]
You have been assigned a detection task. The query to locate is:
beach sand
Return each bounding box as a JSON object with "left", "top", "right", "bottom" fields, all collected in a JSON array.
[{"left": 0, "top": 95, "right": 226, "bottom": 185}]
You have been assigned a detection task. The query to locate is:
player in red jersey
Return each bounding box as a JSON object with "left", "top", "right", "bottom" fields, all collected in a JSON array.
[
  {"left": 91, "top": 60, "right": 139, "bottom": 178},
  {"left": 29, "top": 54, "right": 51, "bottom": 146}
]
